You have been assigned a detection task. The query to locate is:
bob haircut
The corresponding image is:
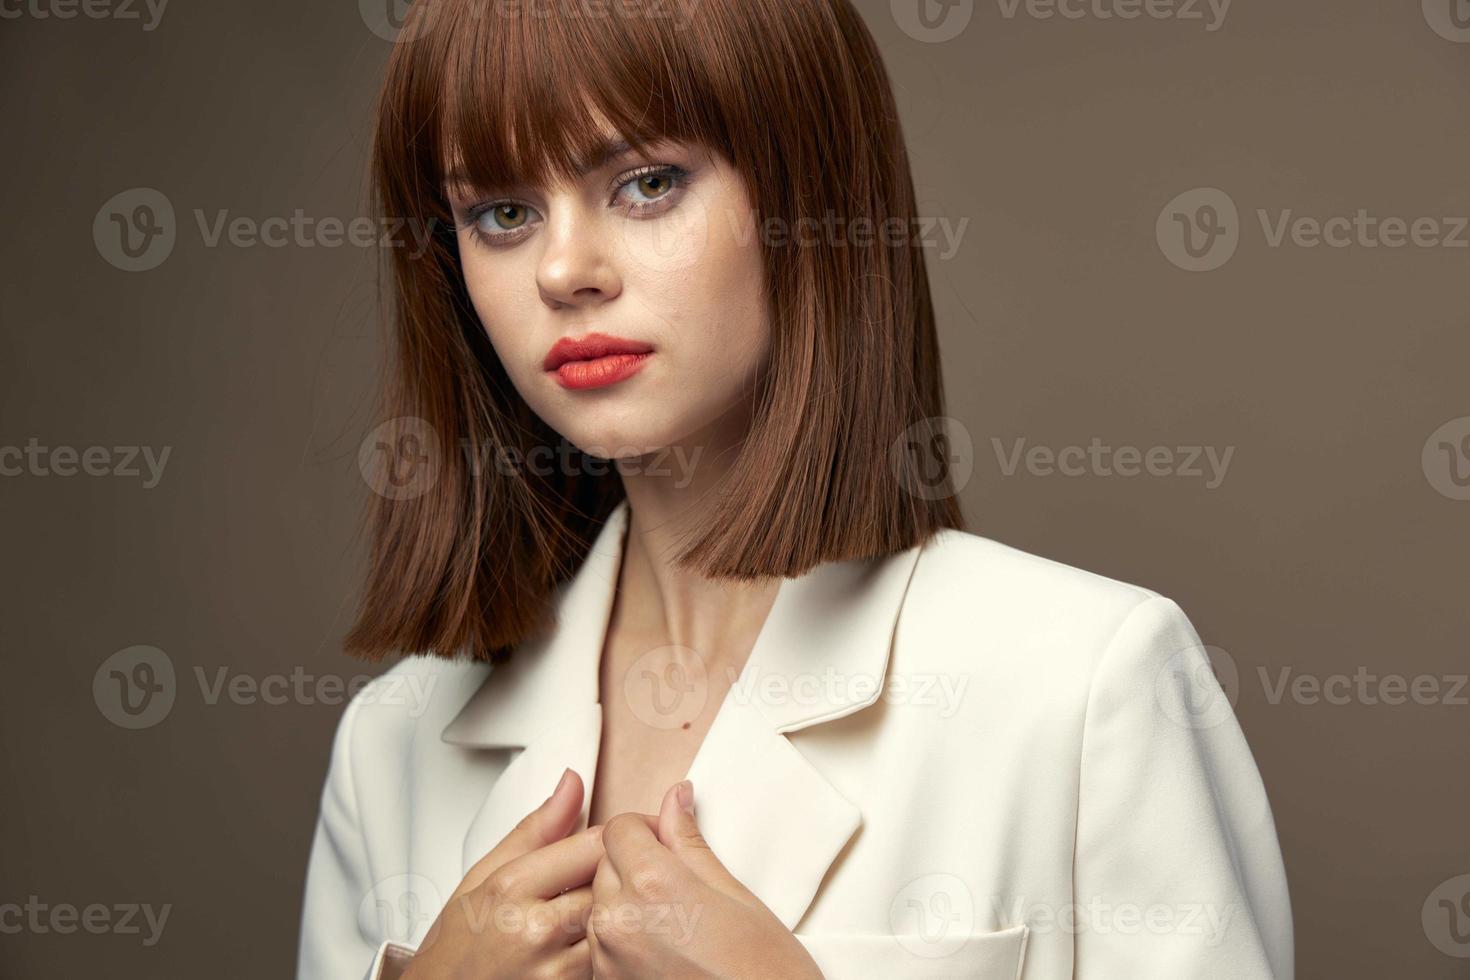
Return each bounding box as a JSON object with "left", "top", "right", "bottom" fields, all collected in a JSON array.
[{"left": 348, "top": 0, "right": 964, "bottom": 664}]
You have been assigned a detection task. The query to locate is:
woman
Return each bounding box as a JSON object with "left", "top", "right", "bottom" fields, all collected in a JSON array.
[{"left": 298, "top": 0, "right": 1293, "bottom": 977}]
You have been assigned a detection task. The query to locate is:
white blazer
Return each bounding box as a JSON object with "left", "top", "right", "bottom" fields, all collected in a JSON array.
[{"left": 297, "top": 500, "right": 1293, "bottom": 979}]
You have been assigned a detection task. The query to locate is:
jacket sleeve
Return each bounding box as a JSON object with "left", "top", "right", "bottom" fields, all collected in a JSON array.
[
  {"left": 1072, "top": 595, "right": 1294, "bottom": 979},
  {"left": 295, "top": 694, "right": 417, "bottom": 980}
]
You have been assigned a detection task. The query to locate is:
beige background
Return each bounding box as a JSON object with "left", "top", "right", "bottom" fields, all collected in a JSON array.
[{"left": 2, "top": 0, "right": 1467, "bottom": 976}]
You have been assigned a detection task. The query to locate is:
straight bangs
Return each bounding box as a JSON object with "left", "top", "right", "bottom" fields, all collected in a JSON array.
[{"left": 430, "top": 0, "right": 733, "bottom": 207}]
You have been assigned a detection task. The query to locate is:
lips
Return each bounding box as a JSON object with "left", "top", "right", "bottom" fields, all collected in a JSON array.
[
  {"left": 543, "top": 332, "right": 655, "bottom": 391},
  {"left": 542, "top": 333, "right": 654, "bottom": 370}
]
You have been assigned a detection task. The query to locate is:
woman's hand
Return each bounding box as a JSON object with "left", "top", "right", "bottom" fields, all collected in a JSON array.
[
  {"left": 402, "top": 768, "right": 598, "bottom": 980},
  {"left": 587, "top": 780, "right": 825, "bottom": 980}
]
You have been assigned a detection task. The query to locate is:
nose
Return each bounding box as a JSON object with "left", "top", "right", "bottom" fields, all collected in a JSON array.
[{"left": 536, "top": 206, "right": 623, "bottom": 310}]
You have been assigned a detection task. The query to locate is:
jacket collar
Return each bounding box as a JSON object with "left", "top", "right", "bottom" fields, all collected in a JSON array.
[
  {"left": 441, "top": 498, "right": 924, "bottom": 747},
  {"left": 439, "top": 501, "right": 626, "bottom": 750},
  {"left": 440, "top": 499, "right": 927, "bottom": 931}
]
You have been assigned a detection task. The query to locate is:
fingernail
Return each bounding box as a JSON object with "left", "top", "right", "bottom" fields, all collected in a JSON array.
[
  {"left": 548, "top": 768, "right": 572, "bottom": 801},
  {"left": 676, "top": 779, "right": 694, "bottom": 814}
]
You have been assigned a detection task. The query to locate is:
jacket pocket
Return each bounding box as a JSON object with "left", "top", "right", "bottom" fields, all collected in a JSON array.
[{"left": 796, "top": 924, "right": 1029, "bottom": 979}]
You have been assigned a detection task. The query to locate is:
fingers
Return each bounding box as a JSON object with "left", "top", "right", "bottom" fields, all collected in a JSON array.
[
  {"left": 592, "top": 848, "right": 620, "bottom": 897},
  {"left": 657, "top": 780, "right": 744, "bottom": 898},
  {"left": 600, "top": 810, "right": 671, "bottom": 879},
  {"left": 463, "top": 768, "right": 585, "bottom": 892},
  {"left": 481, "top": 888, "right": 593, "bottom": 972},
  {"left": 513, "top": 768, "right": 586, "bottom": 850},
  {"left": 549, "top": 936, "right": 592, "bottom": 976},
  {"left": 486, "top": 824, "right": 606, "bottom": 901},
  {"left": 544, "top": 884, "right": 595, "bottom": 945},
  {"left": 655, "top": 779, "right": 698, "bottom": 850}
]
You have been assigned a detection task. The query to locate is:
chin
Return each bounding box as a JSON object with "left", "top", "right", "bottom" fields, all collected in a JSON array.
[
  {"left": 528, "top": 377, "right": 747, "bottom": 463},
  {"left": 548, "top": 414, "right": 683, "bottom": 461}
]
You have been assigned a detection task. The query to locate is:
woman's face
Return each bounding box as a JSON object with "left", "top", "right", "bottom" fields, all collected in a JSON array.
[{"left": 444, "top": 133, "right": 771, "bottom": 461}]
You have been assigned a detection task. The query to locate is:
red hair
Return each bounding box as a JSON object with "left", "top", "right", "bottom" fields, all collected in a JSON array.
[{"left": 348, "top": 0, "right": 963, "bottom": 663}]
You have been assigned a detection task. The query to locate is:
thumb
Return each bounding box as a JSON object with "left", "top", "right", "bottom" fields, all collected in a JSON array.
[
  {"left": 464, "top": 768, "right": 583, "bottom": 892},
  {"left": 524, "top": 767, "right": 585, "bottom": 844},
  {"left": 656, "top": 780, "right": 739, "bottom": 891}
]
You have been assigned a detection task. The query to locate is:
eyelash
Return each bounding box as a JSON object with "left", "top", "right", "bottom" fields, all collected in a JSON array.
[{"left": 457, "top": 164, "right": 691, "bottom": 248}]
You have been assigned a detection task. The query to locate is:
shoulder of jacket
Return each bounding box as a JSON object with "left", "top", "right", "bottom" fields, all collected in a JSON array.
[
  {"left": 913, "top": 526, "right": 1164, "bottom": 605},
  {"left": 900, "top": 527, "right": 1174, "bottom": 671}
]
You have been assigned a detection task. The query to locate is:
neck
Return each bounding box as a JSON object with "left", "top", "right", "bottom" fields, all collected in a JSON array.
[{"left": 611, "top": 415, "right": 779, "bottom": 665}]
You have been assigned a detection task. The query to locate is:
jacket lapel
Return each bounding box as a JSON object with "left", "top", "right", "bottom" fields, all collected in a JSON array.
[
  {"left": 683, "top": 538, "right": 925, "bottom": 929},
  {"left": 439, "top": 500, "right": 926, "bottom": 931},
  {"left": 441, "top": 504, "right": 628, "bottom": 873}
]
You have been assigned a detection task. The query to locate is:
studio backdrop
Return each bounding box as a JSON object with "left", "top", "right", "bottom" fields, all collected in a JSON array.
[{"left": 1, "top": 0, "right": 1466, "bottom": 976}]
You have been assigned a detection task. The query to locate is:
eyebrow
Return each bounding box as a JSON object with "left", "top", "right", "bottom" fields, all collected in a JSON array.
[
  {"left": 442, "top": 138, "right": 636, "bottom": 193},
  {"left": 577, "top": 138, "right": 635, "bottom": 175}
]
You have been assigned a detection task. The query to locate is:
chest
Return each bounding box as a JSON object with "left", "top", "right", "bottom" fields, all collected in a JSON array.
[{"left": 586, "top": 639, "right": 741, "bottom": 825}]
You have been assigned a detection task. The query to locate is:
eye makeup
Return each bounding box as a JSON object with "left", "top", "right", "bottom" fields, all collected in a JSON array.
[{"left": 448, "top": 149, "right": 697, "bottom": 248}]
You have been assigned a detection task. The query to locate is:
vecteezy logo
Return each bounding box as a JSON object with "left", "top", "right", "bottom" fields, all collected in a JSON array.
[
  {"left": 1423, "top": 874, "right": 1470, "bottom": 957},
  {"left": 624, "top": 645, "right": 708, "bottom": 731},
  {"left": 93, "top": 188, "right": 176, "bottom": 272},
  {"left": 1156, "top": 187, "right": 1240, "bottom": 271},
  {"left": 891, "top": 416, "right": 975, "bottom": 501},
  {"left": 892, "top": 0, "right": 975, "bottom": 43},
  {"left": 1154, "top": 643, "right": 1240, "bottom": 730},
  {"left": 360, "top": 875, "right": 443, "bottom": 947},
  {"left": 93, "top": 645, "right": 176, "bottom": 729},
  {"left": 1423, "top": 0, "right": 1470, "bottom": 42},
  {"left": 359, "top": 417, "right": 442, "bottom": 501},
  {"left": 360, "top": 0, "right": 439, "bottom": 43},
  {"left": 1422, "top": 416, "right": 1470, "bottom": 500},
  {"left": 890, "top": 873, "right": 975, "bottom": 958}
]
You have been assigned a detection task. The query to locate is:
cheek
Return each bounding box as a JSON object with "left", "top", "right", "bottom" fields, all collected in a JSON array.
[
  {"left": 633, "top": 209, "right": 770, "bottom": 384},
  {"left": 459, "top": 240, "right": 543, "bottom": 376},
  {"left": 700, "top": 229, "right": 770, "bottom": 382}
]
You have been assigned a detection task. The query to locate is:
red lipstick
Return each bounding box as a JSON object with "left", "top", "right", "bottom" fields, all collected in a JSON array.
[{"left": 543, "top": 333, "right": 654, "bottom": 391}]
